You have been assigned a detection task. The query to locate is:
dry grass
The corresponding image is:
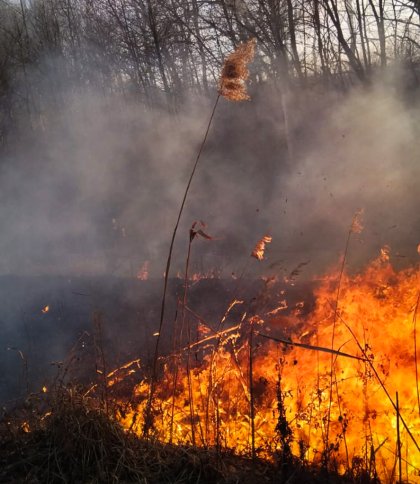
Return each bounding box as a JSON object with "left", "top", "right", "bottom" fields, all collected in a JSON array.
[{"left": 0, "top": 385, "right": 379, "bottom": 483}]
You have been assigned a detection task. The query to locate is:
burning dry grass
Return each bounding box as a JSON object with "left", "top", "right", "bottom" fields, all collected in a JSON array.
[
  {"left": 1, "top": 250, "right": 419, "bottom": 483},
  {"left": 1, "top": 235, "right": 419, "bottom": 482},
  {"left": 112, "top": 252, "right": 420, "bottom": 483},
  {"left": 0, "top": 387, "right": 365, "bottom": 483}
]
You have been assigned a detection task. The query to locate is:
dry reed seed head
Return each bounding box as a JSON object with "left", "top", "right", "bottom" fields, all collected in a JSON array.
[{"left": 219, "top": 38, "right": 256, "bottom": 101}]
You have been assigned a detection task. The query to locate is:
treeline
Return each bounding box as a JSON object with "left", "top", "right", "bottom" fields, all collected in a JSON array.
[{"left": 0, "top": 0, "right": 419, "bottom": 142}]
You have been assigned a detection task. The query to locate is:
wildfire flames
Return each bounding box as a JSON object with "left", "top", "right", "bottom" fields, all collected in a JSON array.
[
  {"left": 114, "top": 249, "right": 420, "bottom": 481},
  {"left": 251, "top": 235, "right": 272, "bottom": 261}
]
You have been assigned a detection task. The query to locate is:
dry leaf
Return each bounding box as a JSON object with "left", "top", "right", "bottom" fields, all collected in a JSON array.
[{"left": 190, "top": 221, "right": 213, "bottom": 242}]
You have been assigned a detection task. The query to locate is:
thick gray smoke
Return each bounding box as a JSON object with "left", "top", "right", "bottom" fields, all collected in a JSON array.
[{"left": 2, "top": 66, "right": 418, "bottom": 280}]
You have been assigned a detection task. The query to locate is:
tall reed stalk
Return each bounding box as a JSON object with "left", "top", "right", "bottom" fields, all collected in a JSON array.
[
  {"left": 413, "top": 290, "right": 420, "bottom": 416},
  {"left": 143, "top": 39, "right": 256, "bottom": 435},
  {"left": 396, "top": 392, "right": 402, "bottom": 484},
  {"left": 249, "top": 321, "right": 256, "bottom": 460},
  {"left": 143, "top": 96, "right": 220, "bottom": 435},
  {"left": 93, "top": 311, "right": 109, "bottom": 416},
  {"left": 169, "top": 303, "right": 181, "bottom": 443},
  {"left": 324, "top": 209, "right": 363, "bottom": 464},
  {"left": 183, "top": 228, "right": 196, "bottom": 445}
]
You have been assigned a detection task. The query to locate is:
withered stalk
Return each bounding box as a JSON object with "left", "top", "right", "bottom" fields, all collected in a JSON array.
[
  {"left": 413, "top": 291, "right": 420, "bottom": 416},
  {"left": 93, "top": 311, "right": 109, "bottom": 416},
  {"left": 169, "top": 302, "right": 181, "bottom": 444},
  {"left": 249, "top": 321, "right": 256, "bottom": 460},
  {"left": 325, "top": 209, "right": 362, "bottom": 461},
  {"left": 144, "top": 94, "right": 220, "bottom": 436},
  {"left": 325, "top": 224, "right": 352, "bottom": 460},
  {"left": 396, "top": 392, "right": 402, "bottom": 484},
  {"left": 183, "top": 232, "right": 196, "bottom": 446}
]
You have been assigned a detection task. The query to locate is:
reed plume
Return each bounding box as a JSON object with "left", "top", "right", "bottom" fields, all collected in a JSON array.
[{"left": 219, "top": 38, "right": 256, "bottom": 101}]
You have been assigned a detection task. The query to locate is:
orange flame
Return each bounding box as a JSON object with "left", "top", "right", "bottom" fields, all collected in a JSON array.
[
  {"left": 251, "top": 235, "right": 272, "bottom": 261},
  {"left": 114, "top": 249, "right": 420, "bottom": 481}
]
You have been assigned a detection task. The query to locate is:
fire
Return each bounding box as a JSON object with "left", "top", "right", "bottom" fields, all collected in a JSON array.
[
  {"left": 106, "top": 359, "right": 141, "bottom": 388},
  {"left": 114, "top": 250, "right": 420, "bottom": 481},
  {"left": 251, "top": 235, "right": 272, "bottom": 261},
  {"left": 41, "top": 305, "right": 49, "bottom": 314}
]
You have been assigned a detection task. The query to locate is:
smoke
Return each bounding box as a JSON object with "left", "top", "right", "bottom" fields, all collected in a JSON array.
[
  {"left": 272, "top": 76, "right": 420, "bottom": 275},
  {"left": 0, "top": 60, "right": 419, "bottom": 281}
]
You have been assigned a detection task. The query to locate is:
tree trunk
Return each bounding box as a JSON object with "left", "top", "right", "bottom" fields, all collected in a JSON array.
[
  {"left": 286, "top": 0, "right": 303, "bottom": 80},
  {"left": 322, "top": 0, "right": 368, "bottom": 84}
]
